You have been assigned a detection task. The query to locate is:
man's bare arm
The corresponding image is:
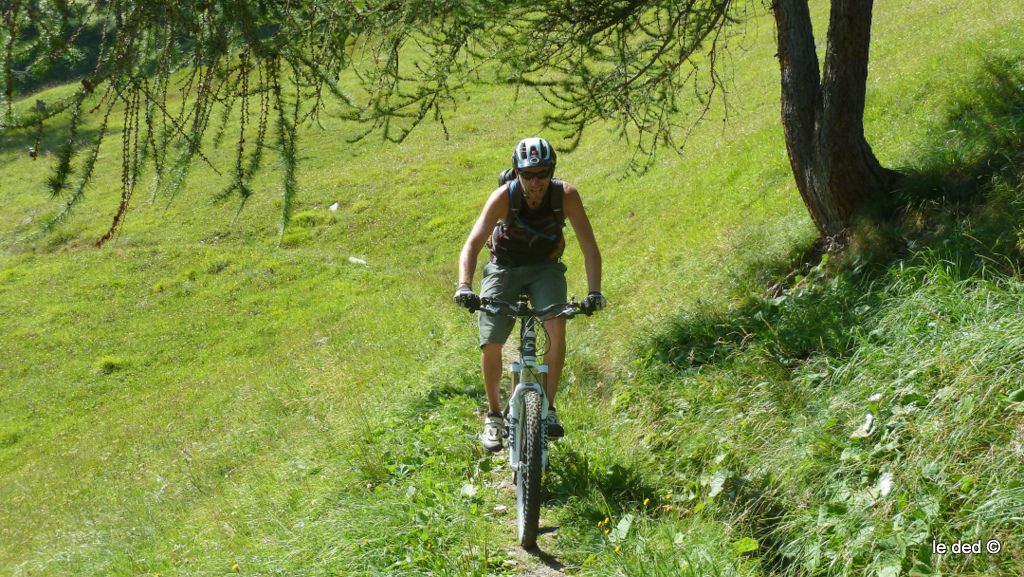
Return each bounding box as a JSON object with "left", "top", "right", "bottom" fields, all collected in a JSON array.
[
  {"left": 459, "top": 187, "right": 509, "bottom": 287},
  {"left": 561, "top": 183, "right": 602, "bottom": 292}
]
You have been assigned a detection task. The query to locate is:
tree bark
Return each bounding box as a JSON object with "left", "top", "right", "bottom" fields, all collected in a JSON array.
[{"left": 773, "top": 0, "right": 899, "bottom": 238}]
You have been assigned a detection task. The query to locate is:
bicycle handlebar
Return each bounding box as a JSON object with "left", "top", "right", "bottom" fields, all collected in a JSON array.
[{"left": 477, "top": 297, "right": 593, "bottom": 319}]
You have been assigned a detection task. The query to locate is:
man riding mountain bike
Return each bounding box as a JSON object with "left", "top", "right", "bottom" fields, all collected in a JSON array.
[{"left": 454, "top": 137, "right": 605, "bottom": 452}]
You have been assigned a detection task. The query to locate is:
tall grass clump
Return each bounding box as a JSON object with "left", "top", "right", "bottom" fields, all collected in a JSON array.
[
  {"left": 771, "top": 258, "right": 1024, "bottom": 576},
  {"left": 610, "top": 253, "right": 1024, "bottom": 576}
]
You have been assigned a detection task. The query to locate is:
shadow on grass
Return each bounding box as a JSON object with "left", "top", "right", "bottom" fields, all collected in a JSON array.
[
  {"left": 644, "top": 257, "right": 872, "bottom": 374},
  {"left": 891, "top": 55, "right": 1024, "bottom": 272},
  {"left": 523, "top": 542, "right": 567, "bottom": 572},
  {"left": 545, "top": 444, "right": 659, "bottom": 521},
  {"left": 405, "top": 371, "right": 488, "bottom": 417},
  {"left": 1, "top": 123, "right": 104, "bottom": 169},
  {"left": 646, "top": 54, "right": 1024, "bottom": 377},
  {"left": 427, "top": 379, "right": 489, "bottom": 408}
]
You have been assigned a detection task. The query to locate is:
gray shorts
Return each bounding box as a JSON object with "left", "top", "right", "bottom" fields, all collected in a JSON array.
[{"left": 478, "top": 261, "right": 568, "bottom": 348}]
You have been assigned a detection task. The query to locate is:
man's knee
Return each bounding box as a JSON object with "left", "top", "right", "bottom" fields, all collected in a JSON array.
[
  {"left": 481, "top": 343, "right": 503, "bottom": 357},
  {"left": 544, "top": 319, "right": 567, "bottom": 342}
]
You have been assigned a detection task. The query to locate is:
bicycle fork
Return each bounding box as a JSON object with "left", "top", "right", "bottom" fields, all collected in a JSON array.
[{"left": 506, "top": 361, "right": 550, "bottom": 472}]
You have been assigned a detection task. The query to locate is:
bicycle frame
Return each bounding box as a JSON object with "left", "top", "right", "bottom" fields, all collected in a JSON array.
[{"left": 506, "top": 311, "right": 551, "bottom": 473}]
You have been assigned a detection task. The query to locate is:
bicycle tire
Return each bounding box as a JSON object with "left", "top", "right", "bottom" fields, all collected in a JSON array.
[{"left": 516, "top": 389, "right": 544, "bottom": 548}]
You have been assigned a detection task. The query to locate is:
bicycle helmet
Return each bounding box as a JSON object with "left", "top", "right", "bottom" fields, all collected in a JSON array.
[{"left": 512, "top": 137, "right": 556, "bottom": 170}]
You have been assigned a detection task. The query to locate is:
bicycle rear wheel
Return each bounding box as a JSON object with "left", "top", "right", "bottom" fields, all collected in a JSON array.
[{"left": 516, "top": 389, "right": 544, "bottom": 548}]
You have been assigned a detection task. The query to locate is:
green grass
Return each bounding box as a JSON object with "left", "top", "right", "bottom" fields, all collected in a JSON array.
[{"left": 2, "top": 1, "right": 1024, "bottom": 575}]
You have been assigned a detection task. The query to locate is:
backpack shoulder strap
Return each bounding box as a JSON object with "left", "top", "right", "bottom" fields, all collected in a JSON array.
[
  {"left": 550, "top": 179, "right": 565, "bottom": 224},
  {"left": 506, "top": 178, "right": 522, "bottom": 220}
]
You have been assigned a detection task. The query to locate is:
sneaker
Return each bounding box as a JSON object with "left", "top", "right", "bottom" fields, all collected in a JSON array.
[
  {"left": 546, "top": 407, "right": 565, "bottom": 438},
  {"left": 481, "top": 413, "right": 505, "bottom": 452}
]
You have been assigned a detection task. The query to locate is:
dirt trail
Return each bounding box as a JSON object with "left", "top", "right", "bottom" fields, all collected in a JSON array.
[
  {"left": 487, "top": 457, "right": 574, "bottom": 577},
  {"left": 506, "top": 545, "right": 572, "bottom": 577}
]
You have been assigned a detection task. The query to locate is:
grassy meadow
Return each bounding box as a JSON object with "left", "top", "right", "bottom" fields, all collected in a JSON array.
[{"left": 2, "top": 0, "right": 1024, "bottom": 575}]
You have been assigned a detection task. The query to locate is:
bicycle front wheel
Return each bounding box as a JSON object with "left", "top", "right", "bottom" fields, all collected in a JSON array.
[{"left": 516, "top": 389, "right": 544, "bottom": 548}]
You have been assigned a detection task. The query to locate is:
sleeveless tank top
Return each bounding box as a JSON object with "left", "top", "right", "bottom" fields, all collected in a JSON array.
[{"left": 488, "top": 180, "right": 566, "bottom": 266}]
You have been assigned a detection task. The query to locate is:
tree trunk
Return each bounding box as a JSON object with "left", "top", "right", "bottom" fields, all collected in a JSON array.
[{"left": 773, "top": 0, "right": 899, "bottom": 238}]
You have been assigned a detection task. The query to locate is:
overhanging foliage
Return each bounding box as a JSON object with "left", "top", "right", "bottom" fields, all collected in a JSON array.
[{"left": 2, "top": 0, "right": 745, "bottom": 245}]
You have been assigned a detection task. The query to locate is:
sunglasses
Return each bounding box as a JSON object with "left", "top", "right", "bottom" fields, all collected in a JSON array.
[{"left": 517, "top": 169, "right": 552, "bottom": 181}]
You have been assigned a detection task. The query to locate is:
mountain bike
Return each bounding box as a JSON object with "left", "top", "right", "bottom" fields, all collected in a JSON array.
[{"left": 477, "top": 296, "right": 592, "bottom": 548}]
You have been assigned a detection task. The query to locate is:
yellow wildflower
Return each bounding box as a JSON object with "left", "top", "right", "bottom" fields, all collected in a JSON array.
[
  {"left": 643, "top": 498, "right": 650, "bottom": 507},
  {"left": 231, "top": 564, "right": 240, "bottom": 572}
]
